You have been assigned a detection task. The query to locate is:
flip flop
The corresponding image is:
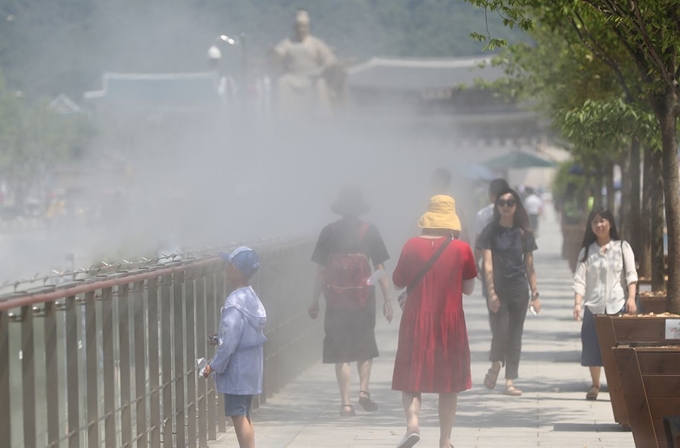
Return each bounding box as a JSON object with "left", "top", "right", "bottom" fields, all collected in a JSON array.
[
  {"left": 504, "top": 385, "right": 523, "bottom": 396},
  {"left": 396, "top": 432, "right": 420, "bottom": 448},
  {"left": 484, "top": 367, "right": 501, "bottom": 390}
]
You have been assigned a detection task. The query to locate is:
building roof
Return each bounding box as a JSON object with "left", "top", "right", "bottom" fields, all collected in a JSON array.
[
  {"left": 83, "top": 72, "right": 220, "bottom": 110},
  {"left": 347, "top": 56, "right": 506, "bottom": 91}
]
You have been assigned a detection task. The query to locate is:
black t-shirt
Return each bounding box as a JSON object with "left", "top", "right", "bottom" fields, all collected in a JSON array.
[
  {"left": 311, "top": 218, "right": 390, "bottom": 267},
  {"left": 476, "top": 222, "right": 537, "bottom": 292}
]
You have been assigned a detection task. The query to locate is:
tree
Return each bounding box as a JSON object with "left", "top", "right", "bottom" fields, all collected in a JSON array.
[{"left": 468, "top": 0, "right": 680, "bottom": 311}]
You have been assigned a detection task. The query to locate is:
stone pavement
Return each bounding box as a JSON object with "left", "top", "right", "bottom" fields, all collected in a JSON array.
[{"left": 212, "top": 214, "right": 636, "bottom": 448}]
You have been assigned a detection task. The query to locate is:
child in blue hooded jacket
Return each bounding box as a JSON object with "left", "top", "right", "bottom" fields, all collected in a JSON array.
[{"left": 203, "top": 246, "right": 267, "bottom": 448}]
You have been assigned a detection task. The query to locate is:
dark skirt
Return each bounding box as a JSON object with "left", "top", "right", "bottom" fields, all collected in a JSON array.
[
  {"left": 581, "top": 305, "right": 626, "bottom": 367},
  {"left": 580, "top": 306, "right": 602, "bottom": 366},
  {"left": 323, "top": 290, "right": 379, "bottom": 364}
]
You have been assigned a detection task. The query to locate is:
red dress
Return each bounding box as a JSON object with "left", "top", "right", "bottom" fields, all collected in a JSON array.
[{"left": 392, "top": 237, "right": 477, "bottom": 393}]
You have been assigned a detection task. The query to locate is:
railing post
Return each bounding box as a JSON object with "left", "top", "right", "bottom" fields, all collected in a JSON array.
[
  {"left": 205, "top": 267, "right": 217, "bottom": 441},
  {"left": 147, "top": 278, "right": 161, "bottom": 448},
  {"left": 22, "top": 305, "right": 36, "bottom": 448},
  {"left": 102, "top": 287, "right": 117, "bottom": 448},
  {"left": 44, "top": 301, "right": 60, "bottom": 447},
  {"left": 215, "top": 269, "right": 227, "bottom": 433},
  {"left": 0, "top": 309, "right": 10, "bottom": 448},
  {"left": 160, "top": 275, "right": 173, "bottom": 448},
  {"left": 85, "top": 290, "right": 100, "bottom": 448},
  {"left": 173, "top": 271, "right": 186, "bottom": 447},
  {"left": 64, "top": 296, "right": 80, "bottom": 448},
  {"left": 133, "top": 281, "right": 148, "bottom": 448},
  {"left": 118, "top": 283, "right": 132, "bottom": 447},
  {"left": 185, "top": 269, "right": 197, "bottom": 448},
  {"left": 195, "top": 268, "right": 208, "bottom": 447}
]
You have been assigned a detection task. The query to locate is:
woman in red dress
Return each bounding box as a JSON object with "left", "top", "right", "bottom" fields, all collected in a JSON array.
[{"left": 392, "top": 195, "right": 477, "bottom": 448}]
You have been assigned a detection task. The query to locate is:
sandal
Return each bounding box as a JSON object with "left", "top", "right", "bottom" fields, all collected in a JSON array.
[
  {"left": 586, "top": 385, "right": 600, "bottom": 401},
  {"left": 484, "top": 366, "right": 501, "bottom": 390},
  {"left": 504, "top": 385, "right": 523, "bottom": 396},
  {"left": 340, "top": 404, "right": 356, "bottom": 416},
  {"left": 358, "top": 391, "right": 378, "bottom": 412}
]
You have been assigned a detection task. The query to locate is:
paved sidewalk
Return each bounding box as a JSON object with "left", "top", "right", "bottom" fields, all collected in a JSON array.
[{"left": 213, "top": 215, "right": 635, "bottom": 448}]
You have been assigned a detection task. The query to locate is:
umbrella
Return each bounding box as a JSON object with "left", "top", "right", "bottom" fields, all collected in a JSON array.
[
  {"left": 483, "top": 152, "right": 557, "bottom": 170},
  {"left": 453, "top": 163, "right": 497, "bottom": 182}
]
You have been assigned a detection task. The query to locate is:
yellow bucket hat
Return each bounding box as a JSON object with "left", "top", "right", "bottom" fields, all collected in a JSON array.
[{"left": 418, "top": 195, "right": 462, "bottom": 231}]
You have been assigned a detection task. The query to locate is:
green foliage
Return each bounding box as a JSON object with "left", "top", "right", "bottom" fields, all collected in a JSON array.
[
  {"left": 0, "top": 72, "right": 91, "bottom": 185},
  {"left": 551, "top": 159, "right": 586, "bottom": 203}
]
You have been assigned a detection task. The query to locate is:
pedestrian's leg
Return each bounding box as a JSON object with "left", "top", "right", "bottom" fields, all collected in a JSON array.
[
  {"left": 231, "top": 416, "right": 254, "bottom": 448},
  {"left": 357, "top": 359, "right": 378, "bottom": 411},
  {"left": 487, "top": 299, "right": 509, "bottom": 388},
  {"left": 402, "top": 392, "right": 421, "bottom": 436},
  {"left": 335, "top": 362, "right": 352, "bottom": 408},
  {"left": 438, "top": 392, "right": 458, "bottom": 448},
  {"left": 504, "top": 292, "right": 529, "bottom": 393},
  {"left": 587, "top": 366, "right": 602, "bottom": 400}
]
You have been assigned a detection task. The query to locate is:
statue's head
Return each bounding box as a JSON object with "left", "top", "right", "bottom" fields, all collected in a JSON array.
[{"left": 295, "top": 9, "right": 311, "bottom": 41}]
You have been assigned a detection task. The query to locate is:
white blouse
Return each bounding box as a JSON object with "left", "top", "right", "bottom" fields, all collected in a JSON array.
[{"left": 573, "top": 240, "right": 638, "bottom": 314}]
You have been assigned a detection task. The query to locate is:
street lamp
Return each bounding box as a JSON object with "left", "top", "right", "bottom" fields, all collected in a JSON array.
[{"left": 207, "top": 35, "right": 238, "bottom": 70}]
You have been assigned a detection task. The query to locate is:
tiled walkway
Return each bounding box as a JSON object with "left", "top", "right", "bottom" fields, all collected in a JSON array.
[{"left": 213, "top": 214, "right": 635, "bottom": 448}]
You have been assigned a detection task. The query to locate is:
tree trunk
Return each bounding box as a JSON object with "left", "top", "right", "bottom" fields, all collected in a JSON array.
[
  {"left": 606, "top": 162, "right": 615, "bottom": 212},
  {"left": 629, "top": 137, "right": 642, "bottom": 259},
  {"left": 656, "top": 91, "right": 679, "bottom": 311},
  {"left": 651, "top": 147, "right": 666, "bottom": 292},
  {"left": 619, "top": 155, "right": 630, "bottom": 239},
  {"left": 639, "top": 147, "right": 653, "bottom": 278}
]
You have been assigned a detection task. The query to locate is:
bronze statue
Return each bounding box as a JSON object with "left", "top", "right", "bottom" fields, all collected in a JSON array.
[{"left": 270, "top": 10, "right": 345, "bottom": 115}]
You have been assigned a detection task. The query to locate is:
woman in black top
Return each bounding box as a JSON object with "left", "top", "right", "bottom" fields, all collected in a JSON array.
[{"left": 477, "top": 188, "right": 541, "bottom": 396}]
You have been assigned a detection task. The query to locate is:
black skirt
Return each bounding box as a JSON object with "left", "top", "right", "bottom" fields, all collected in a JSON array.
[
  {"left": 580, "top": 306, "right": 603, "bottom": 367},
  {"left": 322, "top": 290, "right": 379, "bottom": 364}
]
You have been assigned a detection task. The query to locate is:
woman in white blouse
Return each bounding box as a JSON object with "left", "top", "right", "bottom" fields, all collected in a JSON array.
[{"left": 573, "top": 207, "right": 637, "bottom": 401}]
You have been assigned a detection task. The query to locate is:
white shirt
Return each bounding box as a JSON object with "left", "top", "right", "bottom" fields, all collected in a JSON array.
[
  {"left": 524, "top": 194, "right": 544, "bottom": 215},
  {"left": 475, "top": 204, "right": 494, "bottom": 238},
  {"left": 573, "top": 240, "right": 638, "bottom": 314}
]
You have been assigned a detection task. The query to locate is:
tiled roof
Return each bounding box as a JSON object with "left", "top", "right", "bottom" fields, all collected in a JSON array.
[{"left": 347, "top": 56, "right": 506, "bottom": 90}]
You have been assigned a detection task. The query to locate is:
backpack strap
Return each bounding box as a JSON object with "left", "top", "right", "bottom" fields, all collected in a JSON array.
[{"left": 406, "top": 237, "right": 452, "bottom": 294}]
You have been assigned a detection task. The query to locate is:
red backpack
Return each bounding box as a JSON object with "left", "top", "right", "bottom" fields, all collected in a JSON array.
[{"left": 324, "top": 222, "right": 373, "bottom": 310}]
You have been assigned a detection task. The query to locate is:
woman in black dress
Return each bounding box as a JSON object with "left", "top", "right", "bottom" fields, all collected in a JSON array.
[{"left": 308, "top": 186, "right": 393, "bottom": 416}]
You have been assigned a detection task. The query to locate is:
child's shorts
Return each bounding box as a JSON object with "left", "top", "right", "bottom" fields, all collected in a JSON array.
[{"left": 224, "top": 394, "right": 253, "bottom": 417}]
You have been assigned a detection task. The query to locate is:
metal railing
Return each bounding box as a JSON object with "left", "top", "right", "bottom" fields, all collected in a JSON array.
[{"left": 0, "top": 237, "right": 321, "bottom": 448}]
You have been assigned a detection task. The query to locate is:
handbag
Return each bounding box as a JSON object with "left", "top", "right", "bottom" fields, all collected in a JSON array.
[
  {"left": 397, "top": 237, "right": 452, "bottom": 310},
  {"left": 620, "top": 240, "right": 642, "bottom": 313}
]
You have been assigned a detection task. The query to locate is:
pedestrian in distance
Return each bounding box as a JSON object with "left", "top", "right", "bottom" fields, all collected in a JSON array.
[
  {"left": 203, "top": 246, "right": 266, "bottom": 448},
  {"left": 308, "top": 186, "right": 393, "bottom": 416},
  {"left": 473, "top": 178, "right": 510, "bottom": 291},
  {"left": 477, "top": 188, "right": 541, "bottom": 397},
  {"left": 392, "top": 195, "right": 477, "bottom": 448},
  {"left": 573, "top": 207, "right": 638, "bottom": 400},
  {"left": 523, "top": 187, "right": 544, "bottom": 236}
]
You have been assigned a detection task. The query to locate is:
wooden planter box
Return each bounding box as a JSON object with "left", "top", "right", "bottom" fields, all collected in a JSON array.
[
  {"left": 613, "top": 344, "right": 680, "bottom": 448},
  {"left": 639, "top": 292, "right": 669, "bottom": 314},
  {"left": 595, "top": 315, "right": 679, "bottom": 427}
]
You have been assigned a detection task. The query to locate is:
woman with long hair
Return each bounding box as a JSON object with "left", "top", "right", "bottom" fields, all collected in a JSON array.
[
  {"left": 573, "top": 207, "right": 637, "bottom": 400},
  {"left": 477, "top": 188, "right": 541, "bottom": 396},
  {"left": 392, "top": 195, "right": 477, "bottom": 448}
]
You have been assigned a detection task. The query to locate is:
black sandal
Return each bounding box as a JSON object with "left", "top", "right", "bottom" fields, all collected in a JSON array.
[
  {"left": 340, "top": 404, "right": 356, "bottom": 416},
  {"left": 358, "top": 391, "right": 378, "bottom": 412}
]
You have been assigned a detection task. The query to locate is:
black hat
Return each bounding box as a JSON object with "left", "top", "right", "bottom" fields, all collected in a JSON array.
[{"left": 330, "top": 186, "right": 371, "bottom": 217}]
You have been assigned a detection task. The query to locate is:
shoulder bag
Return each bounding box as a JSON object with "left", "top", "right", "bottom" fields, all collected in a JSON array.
[{"left": 397, "top": 237, "right": 452, "bottom": 310}]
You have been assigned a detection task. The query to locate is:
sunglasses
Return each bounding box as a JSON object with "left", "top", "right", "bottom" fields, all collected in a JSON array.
[{"left": 497, "top": 199, "right": 517, "bottom": 207}]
